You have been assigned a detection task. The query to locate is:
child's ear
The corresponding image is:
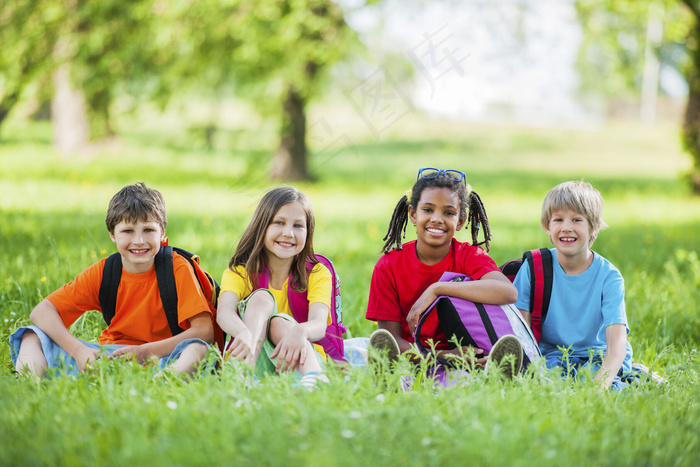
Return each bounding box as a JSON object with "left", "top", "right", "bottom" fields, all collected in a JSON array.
[
  {"left": 408, "top": 205, "right": 417, "bottom": 225},
  {"left": 456, "top": 214, "right": 466, "bottom": 231},
  {"left": 109, "top": 231, "right": 116, "bottom": 243}
]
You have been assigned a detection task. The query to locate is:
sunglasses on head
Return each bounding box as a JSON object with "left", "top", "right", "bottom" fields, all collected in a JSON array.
[{"left": 417, "top": 168, "right": 466, "bottom": 184}]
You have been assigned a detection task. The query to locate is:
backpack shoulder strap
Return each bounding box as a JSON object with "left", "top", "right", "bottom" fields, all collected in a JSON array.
[
  {"left": 523, "top": 248, "right": 553, "bottom": 342},
  {"left": 155, "top": 246, "right": 184, "bottom": 336},
  {"left": 99, "top": 253, "right": 123, "bottom": 325}
]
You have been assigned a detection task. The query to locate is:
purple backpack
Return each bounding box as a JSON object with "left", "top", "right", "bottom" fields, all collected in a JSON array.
[
  {"left": 414, "top": 272, "right": 541, "bottom": 371},
  {"left": 258, "top": 254, "right": 347, "bottom": 362}
]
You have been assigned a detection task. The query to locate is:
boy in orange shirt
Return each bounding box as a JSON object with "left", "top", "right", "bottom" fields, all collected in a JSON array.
[{"left": 9, "top": 182, "right": 214, "bottom": 380}]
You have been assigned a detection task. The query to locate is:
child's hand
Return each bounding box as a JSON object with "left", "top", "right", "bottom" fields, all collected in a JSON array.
[
  {"left": 436, "top": 346, "right": 486, "bottom": 366},
  {"left": 225, "top": 329, "right": 256, "bottom": 365},
  {"left": 270, "top": 326, "right": 307, "bottom": 373},
  {"left": 75, "top": 346, "right": 104, "bottom": 373},
  {"left": 407, "top": 285, "right": 438, "bottom": 333},
  {"left": 112, "top": 344, "right": 154, "bottom": 364}
]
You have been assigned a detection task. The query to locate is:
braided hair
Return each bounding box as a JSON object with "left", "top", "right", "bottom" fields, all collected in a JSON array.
[{"left": 381, "top": 172, "right": 492, "bottom": 254}]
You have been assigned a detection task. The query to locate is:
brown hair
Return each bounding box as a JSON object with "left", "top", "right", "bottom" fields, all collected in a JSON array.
[
  {"left": 105, "top": 182, "right": 167, "bottom": 233},
  {"left": 228, "top": 186, "right": 317, "bottom": 292}
]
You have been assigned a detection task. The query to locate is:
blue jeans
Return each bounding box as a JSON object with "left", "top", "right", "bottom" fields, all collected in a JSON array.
[
  {"left": 9, "top": 325, "right": 210, "bottom": 378},
  {"left": 545, "top": 355, "right": 630, "bottom": 391}
]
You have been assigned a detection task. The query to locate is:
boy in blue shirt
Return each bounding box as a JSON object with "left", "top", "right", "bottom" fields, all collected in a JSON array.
[{"left": 513, "top": 180, "right": 632, "bottom": 390}]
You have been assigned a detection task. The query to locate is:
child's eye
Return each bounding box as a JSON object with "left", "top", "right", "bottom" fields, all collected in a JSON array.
[
  {"left": 445, "top": 210, "right": 456, "bottom": 216},
  {"left": 274, "top": 220, "right": 284, "bottom": 225},
  {"left": 294, "top": 223, "right": 304, "bottom": 229},
  {"left": 422, "top": 208, "right": 432, "bottom": 213}
]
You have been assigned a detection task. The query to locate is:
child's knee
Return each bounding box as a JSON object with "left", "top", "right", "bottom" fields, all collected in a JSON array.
[
  {"left": 184, "top": 341, "right": 208, "bottom": 359},
  {"left": 20, "top": 330, "right": 41, "bottom": 349},
  {"left": 247, "top": 291, "right": 275, "bottom": 315}
]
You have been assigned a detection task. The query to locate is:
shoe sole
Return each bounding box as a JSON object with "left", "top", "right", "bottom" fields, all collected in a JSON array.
[
  {"left": 486, "top": 335, "right": 523, "bottom": 379},
  {"left": 369, "top": 329, "right": 400, "bottom": 363}
]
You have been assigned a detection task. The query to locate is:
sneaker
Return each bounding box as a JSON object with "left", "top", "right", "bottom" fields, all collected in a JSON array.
[
  {"left": 298, "top": 372, "right": 330, "bottom": 391},
  {"left": 631, "top": 362, "right": 667, "bottom": 384},
  {"left": 485, "top": 335, "right": 523, "bottom": 380},
  {"left": 369, "top": 329, "right": 400, "bottom": 364}
]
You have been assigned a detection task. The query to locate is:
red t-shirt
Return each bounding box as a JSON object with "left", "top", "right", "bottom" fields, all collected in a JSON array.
[
  {"left": 47, "top": 252, "right": 212, "bottom": 345},
  {"left": 366, "top": 238, "right": 498, "bottom": 344}
]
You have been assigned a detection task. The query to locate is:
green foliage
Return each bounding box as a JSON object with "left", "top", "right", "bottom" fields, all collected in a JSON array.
[
  {"left": 575, "top": 0, "right": 692, "bottom": 97},
  {"left": 0, "top": 0, "right": 62, "bottom": 123},
  {"left": 1, "top": 120, "right": 700, "bottom": 464}
]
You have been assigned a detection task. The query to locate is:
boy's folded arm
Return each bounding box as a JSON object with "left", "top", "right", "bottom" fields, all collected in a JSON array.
[
  {"left": 30, "top": 299, "right": 98, "bottom": 370},
  {"left": 433, "top": 270, "right": 518, "bottom": 305}
]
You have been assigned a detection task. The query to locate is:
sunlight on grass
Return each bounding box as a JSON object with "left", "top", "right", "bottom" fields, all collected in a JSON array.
[{"left": 2, "top": 119, "right": 699, "bottom": 466}]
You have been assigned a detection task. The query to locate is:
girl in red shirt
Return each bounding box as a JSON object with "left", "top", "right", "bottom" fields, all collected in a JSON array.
[{"left": 366, "top": 168, "right": 518, "bottom": 365}]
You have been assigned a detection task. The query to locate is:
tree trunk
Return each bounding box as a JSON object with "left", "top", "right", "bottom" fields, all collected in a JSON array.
[
  {"left": 0, "top": 87, "right": 21, "bottom": 132},
  {"left": 682, "top": 26, "right": 700, "bottom": 195},
  {"left": 270, "top": 86, "right": 309, "bottom": 181},
  {"left": 51, "top": 63, "right": 89, "bottom": 154}
]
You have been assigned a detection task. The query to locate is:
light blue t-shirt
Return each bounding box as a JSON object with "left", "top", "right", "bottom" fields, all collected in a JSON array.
[{"left": 513, "top": 249, "right": 633, "bottom": 372}]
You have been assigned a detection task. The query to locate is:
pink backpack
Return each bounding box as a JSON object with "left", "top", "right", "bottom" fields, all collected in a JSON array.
[{"left": 257, "top": 254, "right": 347, "bottom": 362}]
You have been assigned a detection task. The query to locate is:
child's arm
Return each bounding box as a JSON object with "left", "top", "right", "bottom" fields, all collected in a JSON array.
[
  {"left": 270, "top": 302, "right": 329, "bottom": 372},
  {"left": 407, "top": 270, "right": 518, "bottom": 333},
  {"left": 595, "top": 323, "right": 627, "bottom": 389},
  {"left": 112, "top": 312, "right": 214, "bottom": 363},
  {"left": 216, "top": 290, "right": 258, "bottom": 365},
  {"left": 518, "top": 309, "right": 531, "bottom": 327},
  {"left": 30, "top": 299, "right": 102, "bottom": 372}
]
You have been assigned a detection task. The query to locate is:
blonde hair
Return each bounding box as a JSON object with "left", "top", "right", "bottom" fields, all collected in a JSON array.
[{"left": 541, "top": 180, "right": 608, "bottom": 245}]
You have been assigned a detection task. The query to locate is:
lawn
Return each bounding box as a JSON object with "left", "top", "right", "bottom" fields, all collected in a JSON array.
[{"left": 1, "top": 117, "right": 699, "bottom": 466}]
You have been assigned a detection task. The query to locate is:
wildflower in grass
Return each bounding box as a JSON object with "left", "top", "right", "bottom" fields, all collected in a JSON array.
[
  {"left": 101, "top": 249, "right": 106, "bottom": 255},
  {"left": 129, "top": 389, "right": 138, "bottom": 396},
  {"left": 341, "top": 429, "right": 355, "bottom": 439},
  {"left": 349, "top": 411, "right": 362, "bottom": 419},
  {"left": 376, "top": 394, "right": 385, "bottom": 402},
  {"left": 144, "top": 397, "right": 151, "bottom": 404},
  {"left": 41, "top": 277, "right": 46, "bottom": 282},
  {"left": 167, "top": 401, "right": 178, "bottom": 410},
  {"left": 422, "top": 438, "right": 432, "bottom": 446}
]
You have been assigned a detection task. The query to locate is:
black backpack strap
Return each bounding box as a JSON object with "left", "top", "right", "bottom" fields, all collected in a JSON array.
[
  {"left": 99, "top": 253, "right": 123, "bottom": 325},
  {"left": 155, "top": 246, "right": 184, "bottom": 337}
]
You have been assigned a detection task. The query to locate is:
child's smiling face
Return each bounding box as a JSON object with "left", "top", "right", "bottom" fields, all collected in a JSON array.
[
  {"left": 546, "top": 208, "right": 598, "bottom": 260},
  {"left": 264, "top": 201, "right": 307, "bottom": 263},
  {"left": 409, "top": 187, "right": 465, "bottom": 257},
  {"left": 109, "top": 218, "right": 164, "bottom": 274}
]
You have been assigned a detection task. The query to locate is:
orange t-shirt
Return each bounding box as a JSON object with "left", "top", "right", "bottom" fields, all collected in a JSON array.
[{"left": 47, "top": 252, "right": 212, "bottom": 345}]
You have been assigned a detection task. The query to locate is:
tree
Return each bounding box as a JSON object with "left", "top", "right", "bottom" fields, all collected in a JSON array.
[
  {"left": 0, "top": 0, "right": 61, "bottom": 131},
  {"left": 157, "top": 0, "right": 359, "bottom": 181},
  {"left": 1, "top": 0, "right": 160, "bottom": 149},
  {"left": 576, "top": 0, "right": 700, "bottom": 193}
]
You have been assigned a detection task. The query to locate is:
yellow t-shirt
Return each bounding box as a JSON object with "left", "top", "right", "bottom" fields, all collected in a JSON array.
[{"left": 220, "top": 263, "right": 332, "bottom": 325}]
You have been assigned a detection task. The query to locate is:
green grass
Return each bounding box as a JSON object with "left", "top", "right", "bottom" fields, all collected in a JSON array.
[{"left": 1, "top": 117, "right": 700, "bottom": 466}]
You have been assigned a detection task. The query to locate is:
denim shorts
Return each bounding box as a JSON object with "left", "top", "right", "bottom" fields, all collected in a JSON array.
[
  {"left": 9, "top": 325, "right": 209, "bottom": 378},
  {"left": 545, "top": 355, "right": 630, "bottom": 391}
]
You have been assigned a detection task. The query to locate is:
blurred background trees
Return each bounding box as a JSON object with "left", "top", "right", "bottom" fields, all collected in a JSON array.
[{"left": 3, "top": 0, "right": 700, "bottom": 190}]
